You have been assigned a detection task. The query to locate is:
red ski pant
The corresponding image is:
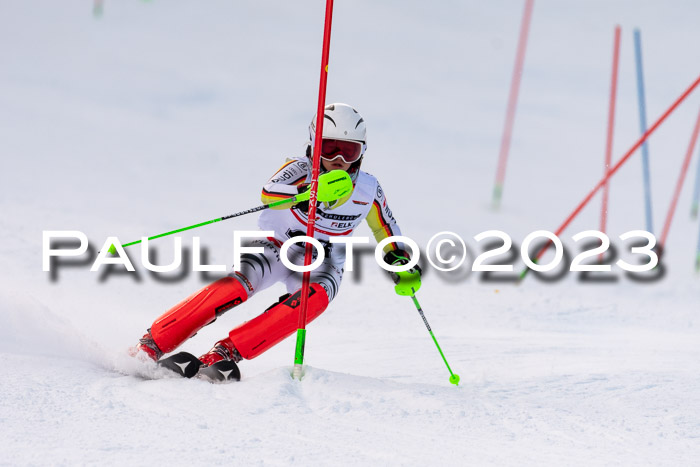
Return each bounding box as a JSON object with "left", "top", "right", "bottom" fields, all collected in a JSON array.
[
  {"left": 229, "top": 283, "right": 329, "bottom": 360},
  {"left": 148, "top": 236, "right": 337, "bottom": 358},
  {"left": 149, "top": 276, "right": 248, "bottom": 354},
  {"left": 148, "top": 278, "right": 330, "bottom": 359}
]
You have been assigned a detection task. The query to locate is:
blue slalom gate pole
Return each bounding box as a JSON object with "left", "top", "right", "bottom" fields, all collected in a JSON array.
[
  {"left": 696, "top": 217, "right": 700, "bottom": 272},
  {"left": 691, "top": 144, "right": 700, "bottom": 219},
  {"left": 693, "top": 145, "right": 700, "bottom": 272},
  {"left": 634, "top": 29, "right": 654, "bottom": 234}
]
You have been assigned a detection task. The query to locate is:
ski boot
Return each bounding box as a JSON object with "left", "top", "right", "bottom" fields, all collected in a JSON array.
[{"left": 197, "top": 338, "right": 242, "bottom": 382}]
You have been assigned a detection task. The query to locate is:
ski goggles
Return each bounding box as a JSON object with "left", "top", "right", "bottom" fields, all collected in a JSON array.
[{"left": 320, "top": 138, "right": 363, "bottom": 164}]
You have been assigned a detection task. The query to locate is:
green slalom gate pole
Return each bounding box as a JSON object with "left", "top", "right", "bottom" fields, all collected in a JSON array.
[
  {"left": 107, "top": 196, "right": 302, "bottom": 254},
  {"left": 409, "top": 294, "right": 460, "bottom": 386}
]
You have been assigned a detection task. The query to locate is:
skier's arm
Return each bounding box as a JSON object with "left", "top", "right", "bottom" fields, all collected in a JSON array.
[
  {"left": 261, "top": 160, "right": 308, "bottom": 209},
  {"left": 262, "top": 160, "right": 353, "bottom": 210},
  {"left": 366, "top": 183, "right": 403, "bottom": 253},
  {"left": 366, "top": 182, "right": 422, "bottom": 295}
]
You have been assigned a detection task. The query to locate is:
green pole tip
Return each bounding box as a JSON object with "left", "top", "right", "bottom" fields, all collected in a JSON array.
[
  {"left": 449, "top": 374, "right": 460, "bottom": 385},
  {"left": 107, "top": 244, "right": 117, "bottom": 255}
]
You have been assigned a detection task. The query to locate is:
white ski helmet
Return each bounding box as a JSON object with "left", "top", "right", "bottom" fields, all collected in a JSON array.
[{"left": 308, "top": 103, "right": 367, "bottom": 161}]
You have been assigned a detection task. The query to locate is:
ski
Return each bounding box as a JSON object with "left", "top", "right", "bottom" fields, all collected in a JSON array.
[
  {"left": 157, "top": 351, "right": 202, "bottom": 378},
  {"left": 157, "top": 351, "right": 240, "bottom": 382},
  {"left": 199, "top": 360, "right": 241, "bottom": 382}
]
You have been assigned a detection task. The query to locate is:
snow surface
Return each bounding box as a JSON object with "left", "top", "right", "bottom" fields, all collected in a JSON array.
[{"left": 1, "top": 0, "right": 699, "bottom": 465}]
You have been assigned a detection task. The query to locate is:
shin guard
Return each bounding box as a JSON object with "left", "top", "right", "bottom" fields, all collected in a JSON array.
[
  {"left": 149, "top": 277, "right": 248, "bottom": 354},
  {"left": 228, "top": 283, "right": 329, "bottom": 360}
]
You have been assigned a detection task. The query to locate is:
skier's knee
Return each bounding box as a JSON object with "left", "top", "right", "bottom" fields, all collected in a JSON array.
[
  {"left": 313, "top": 281, "right": 338, "bottom": 303},
  {"left": 229, "top": 271, "right": 256, "bottom": 297},
  {"left": 227, "top": 283, "right": 329, "bottom": 360}
]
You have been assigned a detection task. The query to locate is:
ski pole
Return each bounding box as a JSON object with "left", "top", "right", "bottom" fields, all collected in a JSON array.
[
  {"left": 106, "top": 170, "right": 353, "bottom": 255},
  {"left": 107, "top": 195, "right": 303, "bottom": 254},
  {"left": 409, "top": 293, "right": 460, "bottom": 386}
]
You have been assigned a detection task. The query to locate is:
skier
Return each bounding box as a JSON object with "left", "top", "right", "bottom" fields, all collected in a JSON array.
[{"left": 133, "top": 103, "right": 422, "bottom": 377}]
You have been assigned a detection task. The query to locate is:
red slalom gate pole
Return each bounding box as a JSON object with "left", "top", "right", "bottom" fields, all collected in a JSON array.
[
  {"left": 659, "top": 107, "right": 700, "bottom": 250},
  {"left": 293, "top": 0, "right": 334, "bottom": 380},
  {"left": 600, "top": 26, "right": 621, "bottom": 242},
  {"left": 518, "top": 74, "right": 700, "bottom": 280},
  {"left": 492, "top": 0, "right": 534, "bottom": 210}
]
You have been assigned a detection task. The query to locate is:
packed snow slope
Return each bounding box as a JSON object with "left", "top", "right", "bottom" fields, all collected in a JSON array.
[{"left": 1, "top": 1, "right": 699, "bottom": 465}]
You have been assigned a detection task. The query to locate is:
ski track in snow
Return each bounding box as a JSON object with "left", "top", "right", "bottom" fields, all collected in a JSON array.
[
  {"left": 2, "top": 350, "right": 699, "bottom": 465},
  {"left": 1, "top": 287, "right": 698, "bottom": 465}
]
